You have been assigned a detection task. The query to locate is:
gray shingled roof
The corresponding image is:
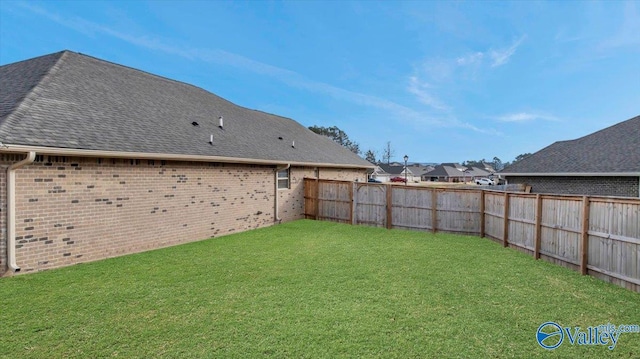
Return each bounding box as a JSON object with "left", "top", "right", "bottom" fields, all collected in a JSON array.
[
  {"left": 465, "top": 166, "right": 491, "bottom": 177},
  {"left": 422, "top": 164, "right": 468, "bottom": 177},
  {"left": 378, "top": 164, "right": 406, "bottom": 175},
  {"left": 501, "top": 115, "right": 640, "bottom": 174},
  {"left": 0, "top": 51, "right": 372, "bottom": 168}
]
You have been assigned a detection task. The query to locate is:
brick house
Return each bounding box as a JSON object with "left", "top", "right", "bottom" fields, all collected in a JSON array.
[
  {"left": 0, "top": 51, "right": 373, "bottom": 275},
  {"left": 500, "top": 115, "right": 640, "bottom": 197}
]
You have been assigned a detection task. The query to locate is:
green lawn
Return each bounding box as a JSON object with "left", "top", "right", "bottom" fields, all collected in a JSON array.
[{"left": 1, "top": 220, "right": 638, "bottom": 358}]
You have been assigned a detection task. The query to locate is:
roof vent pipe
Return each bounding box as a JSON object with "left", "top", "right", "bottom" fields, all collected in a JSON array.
[
  {"left": 292, "top": 140, "right": 295, "bottom": 148},
  {"left": 209, "top": 134, "right": 213, "bottom": 144},
  {"left": 219, "top": 116, "right": 223, "bottom": 129}
]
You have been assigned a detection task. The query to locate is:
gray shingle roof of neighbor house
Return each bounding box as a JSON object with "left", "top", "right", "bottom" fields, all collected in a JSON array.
[
  {"left": 378, "top": 164, "right": 406, "bottom": 175},
  {"left": 407, "top": 164, "right": 434, "bottom": 176},
  {"left": 0, "top": 50, "right": 373, "bottom": 168},
  {"left": 465, "top": 166, "right": 491, "bottom": 177},
  {"left": 500, "top": 115, "right": 640, "bottom": 175},
  {"left": 423, "top": 163, "right": 470, "bottom": 177},
  {"left": 377, "top": 164, "right": 424, "bottom": 176}
]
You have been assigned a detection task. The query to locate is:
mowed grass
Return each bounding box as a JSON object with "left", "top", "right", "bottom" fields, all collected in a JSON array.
[{"left": 1, "top": 220, "right": 638, "bottom": 358}]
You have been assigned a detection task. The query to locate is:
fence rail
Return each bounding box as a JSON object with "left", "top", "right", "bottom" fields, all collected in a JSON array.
[{"left": 303, "top": 178, "right": 640, "bottom": 292}]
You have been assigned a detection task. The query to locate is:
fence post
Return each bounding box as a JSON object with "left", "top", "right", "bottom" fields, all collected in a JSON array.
[
  {"left": 534, "top": 194, "right": 542, "bottom": 260},
  {"left": 315, "top": 178, "right": 320, "bottom": 220},
  {"left": 386, "top": 185, "right": 392, "bottom": 229},
  {"left": 581, "top": 196, "right": 590, "bottom": 275},
  {"left": 479, "top": 190, "right": 485, "bottom": 238},
  {"left": 431, "top": 189, "right": 437, "bottom": 233},
  {"left": 349, "top": 182, "right": 355, "bottom": 225},
  {"left": 503, "top": 191, "right": 510, "bottom": 247}
]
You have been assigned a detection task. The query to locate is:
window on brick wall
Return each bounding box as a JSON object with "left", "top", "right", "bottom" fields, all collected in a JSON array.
[{"left": 277, "top": 168, "right": 290, "bottom": 190}]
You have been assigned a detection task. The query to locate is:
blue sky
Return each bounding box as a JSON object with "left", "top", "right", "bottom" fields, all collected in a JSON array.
[{"left": 1, "top": 1, "right": 638, "bottom": 164}]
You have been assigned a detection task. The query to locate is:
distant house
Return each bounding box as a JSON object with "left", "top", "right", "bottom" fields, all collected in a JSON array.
[
  {"left": 500, "top": 115, "right": 640, "bottom": 197},
  {"left": 408, "top": 163, "right": 435, "bottom": 178},
  {"left": 368, "top": 165, "right": 391, "bottom": 182},
  {"left": 480, "top": 162, "right": 496, "bottom": 173},
  {"left": 0, "top": 50, "right": 373, "bottom": 275},
  {"left": 421, "top": 163, "right": 489, "bottom": 182},
  {"left": 378, "top": 164, "right": 418, "bottom": 182},
  {"left": 466, "top": 166, "right": 493, "bottom": 180},
  {"left": 369, "top": 163, "right": 433, "bottom": 183}
]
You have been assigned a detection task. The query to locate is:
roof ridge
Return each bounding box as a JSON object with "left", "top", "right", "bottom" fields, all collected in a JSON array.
[
  {"left": 566, "top": 115, "right": 640, "bottom": 143},
  {"left": 0, "top": 51, "right": 67, "bottom": 133}
]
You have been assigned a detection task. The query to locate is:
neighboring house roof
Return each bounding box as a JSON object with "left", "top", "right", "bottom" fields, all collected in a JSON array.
[
  {"left": 421, "top": 163, "right": 490, "bottom": 178},
  {"left": 0, "top": 51, "right": 372, "bottom": 168},
  {"left": 407, "top": 164, "right": 435, "bottom": 176},
  {"left": 367, "top": 166, "right": 389, "bottom": 175},
  {"left": 501, "top": 115, "right": 640, "bottom": 175},
  {"left": 481, "top": 162, "right": 496, "bottom": 173},
  {"left": 442, "top": 163, "right": 467, "bottom": 171},
  {"left": 466, "top": 166, "right": 491, "bottom": 177},
  {"left": 423, "top": 163, "right": 469, "bottom": 177},
  {"left": 378, "top": 164, "right": 415, "bottom": 176}
]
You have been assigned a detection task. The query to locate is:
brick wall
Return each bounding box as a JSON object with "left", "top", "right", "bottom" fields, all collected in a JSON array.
[
  {"left": 319, "top": 168, "right": 367, "bottom": 182},
  {"left": 506, "top": 176, "right": 640, "bottom": 197},
  {"left": 277, "top": 167, "right": 313, "bottom": 223},
  {"left": 277, "top": 167, "right": 367, "bottom": 223},
  {"left": 1, "top": 156, "right": 365, "bottom": 275}
]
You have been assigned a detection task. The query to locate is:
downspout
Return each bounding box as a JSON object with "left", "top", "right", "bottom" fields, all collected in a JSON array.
[
  {"left": 274, "top": 163, "right": 290, "bottom": 223},
  {"left": 6, "top": 151, "right": 36, "bottom": 272}
]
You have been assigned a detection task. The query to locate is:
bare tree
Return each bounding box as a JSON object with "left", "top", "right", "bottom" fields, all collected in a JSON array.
[{"left": 382, "top": 141, "right": 394, "bottom": 164}]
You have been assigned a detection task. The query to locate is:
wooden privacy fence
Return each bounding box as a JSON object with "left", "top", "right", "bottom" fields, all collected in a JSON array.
[{"left": 303, "top": 178, "right": 640, "bottom": 292}]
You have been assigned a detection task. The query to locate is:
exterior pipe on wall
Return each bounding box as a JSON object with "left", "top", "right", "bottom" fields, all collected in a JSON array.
[
  {"left": 6, "top": 151, "right": 36, "bottom": 272},
  {"left": 274, "top": 163, "right": 290, "bottom": 223}
]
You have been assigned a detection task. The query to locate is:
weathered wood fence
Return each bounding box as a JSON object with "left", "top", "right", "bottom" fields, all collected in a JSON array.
[{"left": 303, "top": 178, "right": 640, "bottom": 292}]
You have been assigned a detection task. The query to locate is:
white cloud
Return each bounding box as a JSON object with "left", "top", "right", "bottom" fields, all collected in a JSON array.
[
  {"left": 19, "top": 2, "right": 503, "bottom": 136},
  {"left": 456, "top": 52, "right": 484, "bottom": 66},
  {"left": 489, "top": 35, "right": 527, "bottom": 67},
  {"left": 407, "top": 77, "right": 450, "bottom": 111},
  {"left": 493, "top": 112, "right": 559, "bottom": 123},
  {"left": 600, "top": 1, "right": 640, "bottom": 49},
  {"left": 554, "top": 30, "right": 583, "bottom": 44}
]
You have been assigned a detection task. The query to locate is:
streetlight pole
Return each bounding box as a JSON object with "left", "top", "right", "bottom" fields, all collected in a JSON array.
[{"left": 403, "top": 155, "right": 408, "bottom": 186}]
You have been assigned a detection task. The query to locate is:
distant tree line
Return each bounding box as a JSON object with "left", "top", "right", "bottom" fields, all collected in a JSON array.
[
  {"left": 462, "top": 153, "right": 532, "bottom": 171},
  {"left": 309, "top": 125, "right": 532, "bottom": 168},
  {"left": 308, "top": 125, "right": 360, "bottom": 155},
  {"left": 308, "top": 125, "right": 394, "bottom": 164}
]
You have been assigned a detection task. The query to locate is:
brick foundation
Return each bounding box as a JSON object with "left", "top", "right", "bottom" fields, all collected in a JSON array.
[
  {"left": 506, "top": 176, "right": 640, "bottom": 197},
  {"left": 1, "top": 155, "right": 365, "bottom": 275}
]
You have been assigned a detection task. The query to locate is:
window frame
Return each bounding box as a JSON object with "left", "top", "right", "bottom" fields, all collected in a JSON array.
[{"left": 277, "top": 168, "right": 290, "bottom": 190}]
